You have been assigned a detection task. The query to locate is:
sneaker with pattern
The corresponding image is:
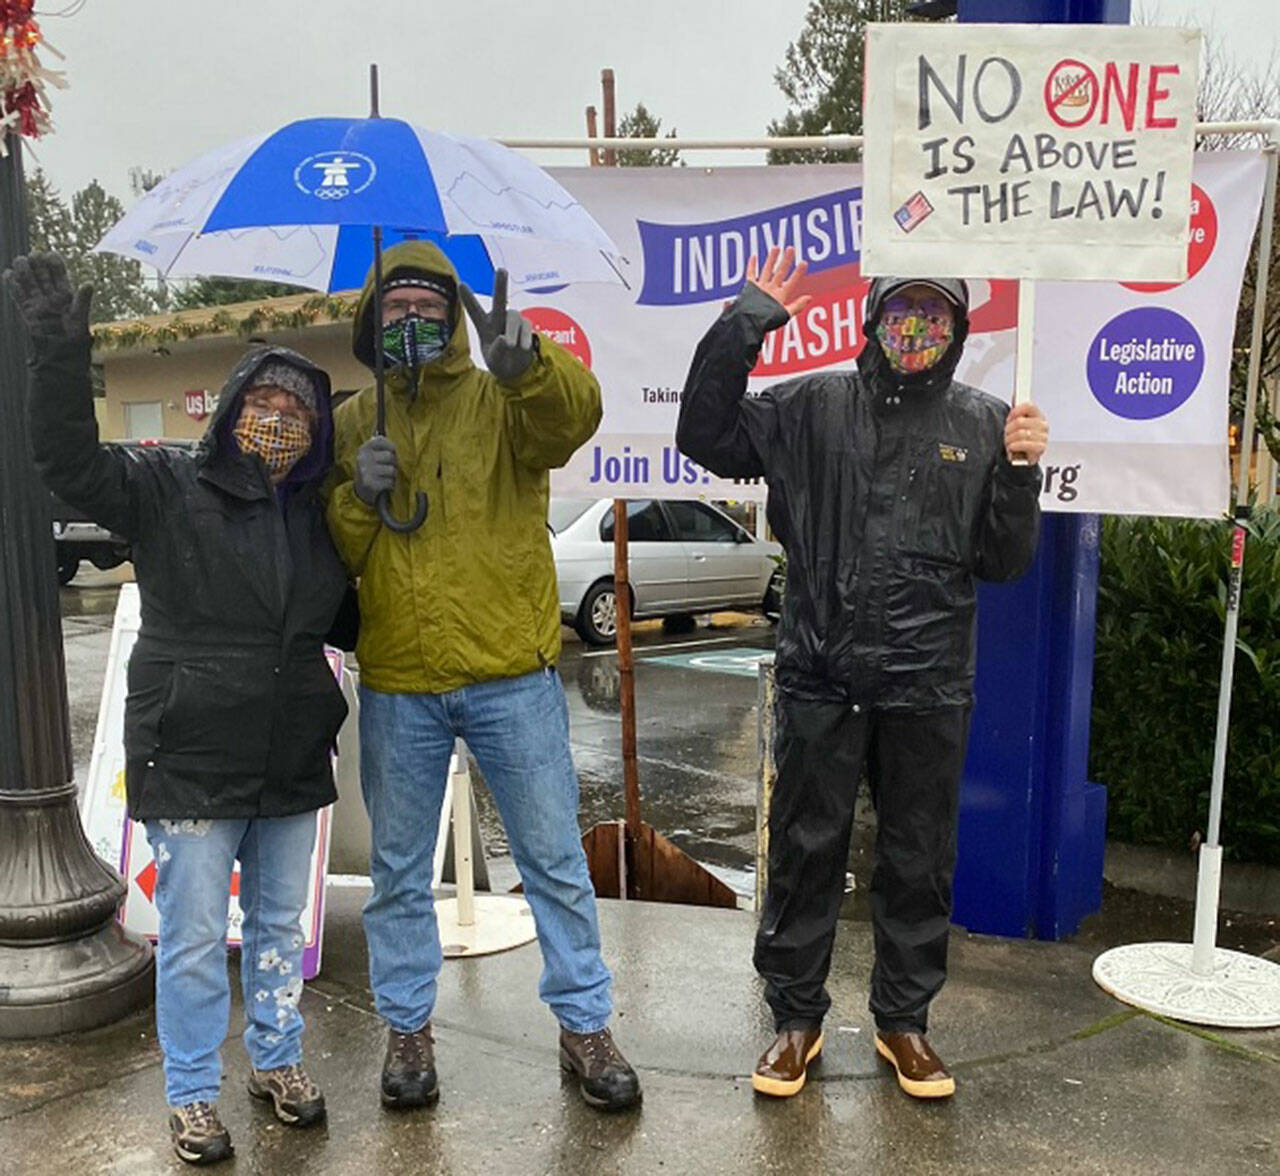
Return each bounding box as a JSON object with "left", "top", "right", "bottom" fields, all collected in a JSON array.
[
  {"left": 247, "top": 1063, "right": 327, "bottom": 1126},
  {"left": 168, "top": 1101, "right": 233, "bottom": 1166}
]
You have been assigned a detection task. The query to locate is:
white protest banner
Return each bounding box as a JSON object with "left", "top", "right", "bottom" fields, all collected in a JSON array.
[
  {"left": 1031, "top": 151, "right": 1265, "bottom": 516},
  {"left": 534, "top": 156, "right": 1262, "bottom": 518},
  {"left": 861, "top": 23, "right": 1200, "bottom": 280},
  {"left": 80, "top": 584, "right": 339, "bottom": 979}
]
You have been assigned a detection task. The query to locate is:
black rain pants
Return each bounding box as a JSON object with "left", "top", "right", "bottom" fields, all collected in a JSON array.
[{"left": 753, "top": 694, "right": 972, "bottom": 1034}]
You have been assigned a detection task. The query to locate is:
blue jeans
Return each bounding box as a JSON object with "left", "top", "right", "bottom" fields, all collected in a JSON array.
[
  {"left": 359, "top": 669, "right": 612, "bottom": 1035},
  {"left": 144, "top": 812, "right": 316, "bottom": 1106}
]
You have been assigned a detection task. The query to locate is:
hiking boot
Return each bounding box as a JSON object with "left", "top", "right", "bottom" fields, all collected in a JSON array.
[
  {"left": 875, "top": 1030, "right": 956, "bottom": 1099},
  {"left": 558, "top": 1027, "right": 642, "bottom": 1111},
  {"left": 381, "top": 1023, "right": 439, "bottom": 1109},
  {"left": 751, "top": 1026, "right": 825, "bottom": 1097},
  {"left": 168, "top": 1101, "right": 233, "bottom": 1166},
  {"left": 247, "top": 1062, "right": 327, "bottom": 1126}
]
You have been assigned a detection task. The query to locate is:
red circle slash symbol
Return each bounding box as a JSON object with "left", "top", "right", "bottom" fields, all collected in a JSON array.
[{"left": 1045, "top": 60, "right": 1099, "bottom": 128}]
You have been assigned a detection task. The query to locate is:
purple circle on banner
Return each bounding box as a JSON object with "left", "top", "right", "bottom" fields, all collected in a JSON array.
[{"left": 1086, "top": 308, "right": 1205, "bottom": 420}]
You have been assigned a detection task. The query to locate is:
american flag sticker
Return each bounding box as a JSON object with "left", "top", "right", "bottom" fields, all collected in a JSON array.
[{"left": 893, "top": 191, "right": 934, "bottom": 233}]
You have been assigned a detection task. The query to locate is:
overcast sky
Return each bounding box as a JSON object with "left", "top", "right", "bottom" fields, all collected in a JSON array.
[{"left": 22, "top": 0, "right": 1279, "bottom": 203}]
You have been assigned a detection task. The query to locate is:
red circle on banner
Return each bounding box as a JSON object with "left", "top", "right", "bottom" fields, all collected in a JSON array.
[
  {"left": 521, "top": 307, "right": 592, "bottom": 369},
  {"left": 1044, "top": 59, "right": 1099, "bottom": 127},
  {"left": 1122, "top": 184, "right": 1218, "bottom": 293}
]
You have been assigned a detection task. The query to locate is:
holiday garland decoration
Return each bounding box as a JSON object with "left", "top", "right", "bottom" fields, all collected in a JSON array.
[
  {"left": 91, "top": 292, "right": 361, "bottom": 351},
  {"left": 0, "top": 0, "right": 66, "bottom": 153}
]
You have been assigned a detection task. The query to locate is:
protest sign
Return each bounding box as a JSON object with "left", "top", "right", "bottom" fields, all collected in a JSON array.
[
  {"left": 534, "top": 155, "right": 1263, "bottom": 518},
  {"left": 861, "top": 23, "right": 1200, "bottom": 280}
]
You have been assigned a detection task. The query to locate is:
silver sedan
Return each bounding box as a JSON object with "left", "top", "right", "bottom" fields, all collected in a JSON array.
[{"left": 551, "top": 498, "right": 783, "bottom": 646}]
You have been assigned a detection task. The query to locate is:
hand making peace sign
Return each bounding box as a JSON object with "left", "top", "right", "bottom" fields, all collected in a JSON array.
[{"left": 459, "top": 268, "right": 537, "bottom": 384}]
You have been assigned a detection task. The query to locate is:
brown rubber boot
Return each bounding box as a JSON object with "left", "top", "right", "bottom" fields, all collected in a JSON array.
[
  {"left": 874, "top": 1030, "right": 956, "bottom": 1099},
  {"left": 751, "top": 1026, "right": 825, "bottom": 1097}
]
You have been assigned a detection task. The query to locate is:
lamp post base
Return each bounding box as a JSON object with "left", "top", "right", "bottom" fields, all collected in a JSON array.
[
  {"left": 0, "top": 786, "right": 154, "bottom": 1039},
  {"left": 0, "top": 921, "right": 154, "bottom": 1039},
  {"left": 1093, "top": 941, "right": 1280, "bottom": 1029}
]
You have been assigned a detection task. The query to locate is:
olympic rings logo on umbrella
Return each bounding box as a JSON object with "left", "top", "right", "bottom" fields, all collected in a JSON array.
[{"left": 293, "top": 151, "right": 377, "bottom": 200}]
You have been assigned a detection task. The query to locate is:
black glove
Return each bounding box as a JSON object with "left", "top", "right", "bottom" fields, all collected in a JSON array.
[
  {"left": 459, "top": 268, "right": 537, "bottom": 385},
  {"left": 354, "top": 435, "right": 399, "bottom": 507},
  {"left": 3, "top": 252, "right": 93, "bottom": 340}
]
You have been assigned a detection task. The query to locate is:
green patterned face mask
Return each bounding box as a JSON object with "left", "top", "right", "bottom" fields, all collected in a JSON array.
[{"left": 381, "top": 314, "right": 451, "bottom": 368}]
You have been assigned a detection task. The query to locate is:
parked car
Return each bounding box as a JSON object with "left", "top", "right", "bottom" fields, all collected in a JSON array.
[
  {"left": 51, "top": 438, "right": 198, "bottom": 585},
  {"left": 551, "top": 498, "right": 783, "bottom": 645}
]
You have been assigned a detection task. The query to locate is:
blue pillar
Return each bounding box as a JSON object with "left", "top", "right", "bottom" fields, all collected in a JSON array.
[
  {"left": 949, "top": 0, "right": 1126, "bottom": 939},
  {"left": 959, "top": 0, "right": 1129, "bottom": 22}
]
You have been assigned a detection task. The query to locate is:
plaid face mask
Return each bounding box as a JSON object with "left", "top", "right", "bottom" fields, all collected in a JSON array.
[
  {"left": 875, "top": 294, "right": 956, "bottom": 374},
  {"left": 232, "top": 410, "right": 312, "bottom": 478}
]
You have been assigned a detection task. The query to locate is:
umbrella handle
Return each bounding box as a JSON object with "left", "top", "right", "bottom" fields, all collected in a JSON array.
[{"left": 377, "top": 489, "right": 428, "bottom": 534}]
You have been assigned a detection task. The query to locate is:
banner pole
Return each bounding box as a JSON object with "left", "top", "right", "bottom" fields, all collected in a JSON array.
[
  {"left": 1190, "top": 507, "right": 1248, "bottom": 974},
  {"left": 1014, "top": 279, "right": 1035, "bottom": 409},
  {"left": 498, "top": 121, "right": 1278, "bottom": 154},
  {"left": 452, "top": 740, "right": 475, "bottom": 928},
  {"left": 613, "top": 500, "right": 642, "bottom": 842},
  {"left": 1009, "top": 279, "right": 1035, "bottom": 467}
]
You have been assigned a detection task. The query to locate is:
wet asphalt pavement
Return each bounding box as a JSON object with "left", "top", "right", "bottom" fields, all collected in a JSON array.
[
  {"left": 57, "top": 567, "right": 1280, "bottom": 955},
  {"left": 18, "top": 570, "right": 1276, "bottom": 1176}
]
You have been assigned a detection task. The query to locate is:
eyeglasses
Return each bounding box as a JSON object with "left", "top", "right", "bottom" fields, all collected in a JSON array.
[
  {"left": 382, "top": 296, "right": 449, "bottom": 320},
  {"left": 243, "top": 391, "right": 315, "bottom": 425}
]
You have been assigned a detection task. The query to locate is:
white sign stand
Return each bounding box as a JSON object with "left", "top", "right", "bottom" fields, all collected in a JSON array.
[
  {"left": 434, "top": 738, "right": 538, "bottom": 959},
  {"left": 1092, "top": 144, "right": 1280, "bottom": 1028}
]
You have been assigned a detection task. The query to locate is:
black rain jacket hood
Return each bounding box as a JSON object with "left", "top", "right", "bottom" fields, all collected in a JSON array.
[
  {"left": 203, "top": 343, "right": 335, "bottom": 491},
  {"left": 676, "top": 279, "right": 1041, "bottom": 708},
  {"left": 857, "top": 276, "right": 971, "bottom": 399}
]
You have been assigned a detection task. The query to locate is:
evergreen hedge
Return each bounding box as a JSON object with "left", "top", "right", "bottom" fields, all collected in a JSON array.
[{"left": 1090, "top": 507, "right": 1280, "bottom": 864}]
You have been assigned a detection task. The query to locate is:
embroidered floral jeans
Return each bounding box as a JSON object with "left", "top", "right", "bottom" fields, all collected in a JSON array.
[{"left": 144, "top": 811, "right": 316, "bottom": 1106}]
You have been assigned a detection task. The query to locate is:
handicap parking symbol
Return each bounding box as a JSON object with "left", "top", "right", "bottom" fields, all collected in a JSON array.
[{"left": 648, "top": 649, "right": 773, "bottom": 678}]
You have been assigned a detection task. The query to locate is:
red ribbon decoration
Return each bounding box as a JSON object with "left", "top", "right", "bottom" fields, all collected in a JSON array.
[{"left": 1, "top": 0, "right": 50, "bottom": 140}]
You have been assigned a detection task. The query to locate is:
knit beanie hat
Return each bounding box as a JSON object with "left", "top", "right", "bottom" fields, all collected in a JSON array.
[
  {"left": 382, "top": 273, "right": 456, "bottom": 306},
  {"left": 247, "top": 361, "right": 319, "bottom": 412}
]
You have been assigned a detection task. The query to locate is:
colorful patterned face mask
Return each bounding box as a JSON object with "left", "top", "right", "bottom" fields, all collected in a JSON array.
[
  {"left": 875, "top": 291, "right": 956, "bottom": 374},
  {"left": 232, "top": 410, "right": 312, "bottom": 479},
  {"left": 381, "top": 313, "right": 451, "bottom": 369}
]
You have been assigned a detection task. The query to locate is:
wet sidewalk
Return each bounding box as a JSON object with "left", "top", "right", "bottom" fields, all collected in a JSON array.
[{"left": 3, "top": 886, "right": 1279, "bottom": 1175}]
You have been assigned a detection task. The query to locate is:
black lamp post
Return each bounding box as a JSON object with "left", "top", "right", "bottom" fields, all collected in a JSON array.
[{"left": 0, "top": 128, "right": 153, "bottom": 1037}]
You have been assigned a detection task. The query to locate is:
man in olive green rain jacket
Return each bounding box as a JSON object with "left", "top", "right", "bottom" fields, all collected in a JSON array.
[{"left": 326, "top": 240, "right": 641, "bottom": 1113}]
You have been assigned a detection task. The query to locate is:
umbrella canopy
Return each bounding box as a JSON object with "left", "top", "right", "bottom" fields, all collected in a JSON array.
[{"left": 94, "top": 117, "right": 627, "bottom": 294}]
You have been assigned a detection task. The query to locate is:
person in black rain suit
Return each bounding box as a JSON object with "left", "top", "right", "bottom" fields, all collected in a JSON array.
[{"left": 677, "top": 246, "right": 1048, "bottom": 1101}]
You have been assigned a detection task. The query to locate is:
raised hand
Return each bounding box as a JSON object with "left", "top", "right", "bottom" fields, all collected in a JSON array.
[
  {"left": 458, "top": 268, "right": 536, "bottom": 384},
  {"left": 3, "top": 252, "right": 93, "bottom": 340},
  {"left": 746, "top": 246, "right": 812, "bottom": 319}
]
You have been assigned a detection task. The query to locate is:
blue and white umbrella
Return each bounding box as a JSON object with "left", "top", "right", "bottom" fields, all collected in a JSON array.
[
  {"left": 94, "top": 116, "right": 627, "bottom": 295},
  {"left": 96, "top": 110, "right": 628, "bottom": 533}
]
